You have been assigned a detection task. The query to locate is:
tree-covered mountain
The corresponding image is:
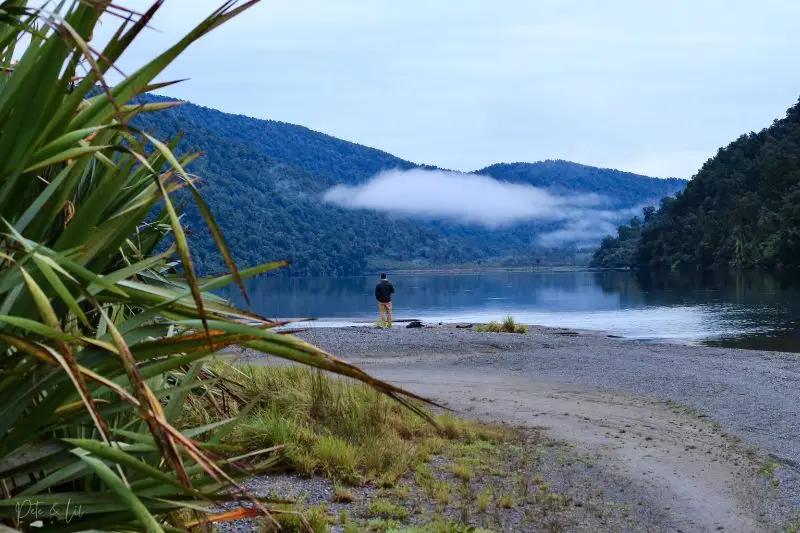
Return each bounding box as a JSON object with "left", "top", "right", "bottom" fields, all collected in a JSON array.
[
  {"left": 479, "top": 162, "right": 684, "bottom": 208},
  {"left": 133, "top": 95, "right": 686, "bottom": 276},
  {"left": 592, "top": 97, "right": 800, "bottom": 271},
  {"left": 139, "top": 95, "right": 420, "bottom": 184}
]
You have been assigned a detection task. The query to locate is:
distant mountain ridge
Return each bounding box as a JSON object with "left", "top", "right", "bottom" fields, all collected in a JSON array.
[
  {"left": 139, "top": 94, "right": 420, "bottom": 183},
  {"left": 133, "top": 94, "right": 686, "bottom": 276},
  {"left": 479, "top": 161, "right": 685, "bottom": 208}
]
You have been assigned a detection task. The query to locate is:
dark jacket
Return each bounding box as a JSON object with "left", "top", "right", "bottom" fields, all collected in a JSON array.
[{"left": 375, "top": 279, "right": 395, "bottom": 303}]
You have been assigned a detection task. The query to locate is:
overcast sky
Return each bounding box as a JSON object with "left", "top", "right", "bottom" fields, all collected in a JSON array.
[{"left": 107, "top": 1, "right": 800, "bottom": 179}]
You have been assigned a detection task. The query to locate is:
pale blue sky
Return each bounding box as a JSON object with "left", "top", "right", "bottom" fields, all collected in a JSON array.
[{"left": 109, "top": 1, "right": 800, "bottom": 178}]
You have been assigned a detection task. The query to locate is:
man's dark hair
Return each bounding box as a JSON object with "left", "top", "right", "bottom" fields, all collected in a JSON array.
[{"left": 380, "top": 273, "right": 387, "bottom": 279}]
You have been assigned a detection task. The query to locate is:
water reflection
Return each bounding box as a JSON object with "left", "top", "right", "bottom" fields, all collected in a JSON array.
[
  {"left": 218, "top": 270, "right": 800, "bottom": 353},
  {"left": 594, "top": 270, "right": 800, "bottom": 351}
]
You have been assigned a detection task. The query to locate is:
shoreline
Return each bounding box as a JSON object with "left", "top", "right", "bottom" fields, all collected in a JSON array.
[
  {"left": 275, "top": 318, "right": 717, "bottom": 350},
  {"left": 383, "top": 265, "right": 591, "bottom": 275},
  {"left": 238, "top": 323, "right": 800, "bottom": 530}
]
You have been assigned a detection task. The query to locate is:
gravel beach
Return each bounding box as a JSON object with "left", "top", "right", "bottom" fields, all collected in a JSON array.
[{"left": 238, "top": 323, "right": 800, "bottom": 530}]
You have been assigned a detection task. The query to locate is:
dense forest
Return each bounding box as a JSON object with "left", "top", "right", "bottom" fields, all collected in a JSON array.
[
  {"left": 134, "top": 95, "right": 685, "bottom": 276},
  {"left": 593, "top": 97, "right": 800, "bottom": 271},
  {"left": 479, "top": 163, "right": 684, "bottom": 209}
]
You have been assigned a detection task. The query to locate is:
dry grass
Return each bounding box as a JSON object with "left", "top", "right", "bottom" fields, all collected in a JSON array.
[
  {"left": 475, "top": 315, "right": 528, "bottom": 334},
  {"left": 333, "top": 484, "right": 357, "bottom": 503},
  {"left": 196, "top": 361, "right": 509, "bottom": 486},
  {"left": 367, "top": 499, "right": 410, "bottom": 520},
  {"left": 497, "top": 493, "right": 516, "bottom": 509},
  {"left": 448, "top": 461, "right": 475, "bottom": 482},
  {"left": 477, "top": 488, "right": 492, "bottom": 513}
]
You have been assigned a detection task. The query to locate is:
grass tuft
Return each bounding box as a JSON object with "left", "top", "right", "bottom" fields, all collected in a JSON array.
[
  {"left": 448, "top": 461, "right": 474, "bottom": 482},
  {"left": 497, "top": 494, "right": 516, "bottom": 509},
  {"left": 475, "top": 315, "right": 528, "bottom": 334},
  {"left": 260, "top": 505, "right": 329, "bottom": 532},
  {"left": 367, "top": 499, "right": 410, "bottom": 520},
  {"left": 314, "top": 434, "right": 360, "bottom": 479},
  {"left": 477, "top": 488, "right": 492, "bottom": 513},
  {"left": 333, "top": 484, "right": 356, "bottom": 503},
  {"left": 389, "top": 519, "right": 495, "bottom": 533},
  {"left": 211, "top": 362, "right": 473, "bottom": 485}
]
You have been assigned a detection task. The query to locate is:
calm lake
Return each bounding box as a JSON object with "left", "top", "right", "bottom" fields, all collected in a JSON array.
[{"left": 219, "top": 270, "right": 800, "bottom": 353}]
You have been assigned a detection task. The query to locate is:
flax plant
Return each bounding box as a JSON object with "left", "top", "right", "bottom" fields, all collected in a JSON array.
[{"left": 0, "top": 2, "right": 432, "bottom": 531}]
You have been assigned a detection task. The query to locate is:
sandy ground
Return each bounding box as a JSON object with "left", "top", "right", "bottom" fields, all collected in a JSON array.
[
  {"left": 369, "top": 366, "right": 771, "bottom": 532},
  {"left": 256, "top": 324, "right": 800, "bottom": 532}
]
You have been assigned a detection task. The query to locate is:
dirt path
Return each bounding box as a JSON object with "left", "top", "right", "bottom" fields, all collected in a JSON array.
[
  {"left": 235, "top": 324, "right": 800, "bottom": 530},
  {"left": 297, "top": 325, "right": 800, "bottom": 510},
  {"left": 368, "top": 365, "right": 776, "bottom": 533}
]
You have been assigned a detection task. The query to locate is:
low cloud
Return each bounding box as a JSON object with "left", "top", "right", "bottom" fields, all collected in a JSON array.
[
  {"left": 537, "top": 203, "right": 648, "bottom": 246},
  {"left": 537, "top": 218, "right": 618, "bottom": 247},
  {"left": 323, "top": 168, "right": 606, "bottom": 227},
  {"left": 323, "top": 168, "right": 649, "bottom": 246}
]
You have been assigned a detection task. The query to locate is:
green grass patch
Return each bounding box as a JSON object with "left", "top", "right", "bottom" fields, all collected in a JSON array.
[
  {"left": 389, "top": 519, "right": 496, "bottom": 533},
  {"left": 474, "top": 315, "right": 528, "bottom": 334},
  {"left": 448, "top": 461, "right": 474, "bottom": 482},
  {"left": 200, "top": 362, "right": 435, "bottom": 484},
  {"left": 260, "top": 505, "right": 329, "bottom": 532},
  {"left": 199, "top": 361, "right": 510, "bottom": 487},
  {"left": 760, "top": 460, "right": 780, "bottom": 487},
  {"left": 367, "top": 499, "right": 410, "bottom": 520},
  {"left": 477, "top": 488, "right": 492, "bottom": 513},
  {"left": 496, "top": 494, "right": 516, "bottom": 509},
  {"left": 333, "top": 484, "right": 356, "bottom": 503}
]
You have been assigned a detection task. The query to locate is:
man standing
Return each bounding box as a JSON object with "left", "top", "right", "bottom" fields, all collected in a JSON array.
[{"left": 375, "top": 273, "right": 395, "bottom": 325}]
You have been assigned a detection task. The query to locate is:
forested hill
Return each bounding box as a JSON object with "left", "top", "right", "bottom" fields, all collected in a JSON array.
[
  {"left": 479, "top": 162, "right": 685, "bottom": 208},
  {"left": 592, "top": 97, "right": 800, "bottom": 271},
  {"left": 138, "top": 94, "right": 420, "bottom": 183},
  {"left": 133, "top": 95, "right": 686, "bottom": 276}
]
